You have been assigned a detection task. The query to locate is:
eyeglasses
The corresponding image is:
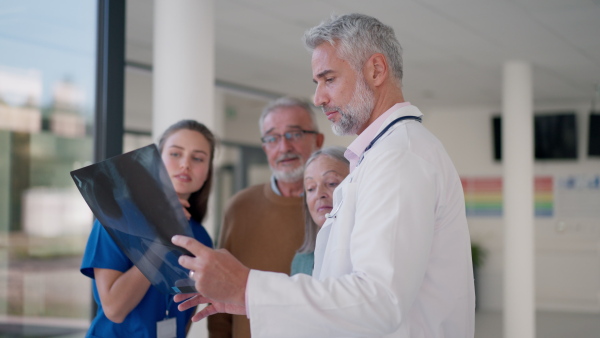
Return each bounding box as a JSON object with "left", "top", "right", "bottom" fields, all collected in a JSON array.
[{"left": 261, "top": 130, "right": 318, "bottom": 146}]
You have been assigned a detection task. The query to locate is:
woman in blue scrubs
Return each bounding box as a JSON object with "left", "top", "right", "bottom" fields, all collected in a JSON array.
[{"left": 81, "top": 120, "right": 215, "bottom": 337}]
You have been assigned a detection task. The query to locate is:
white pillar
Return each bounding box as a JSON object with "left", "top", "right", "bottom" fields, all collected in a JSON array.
[
  {"left": 502, "top": 61, "right": 535, "bottom": 338},
  {"left": 153, "top": 2, "right": 216, "bottom": 338},
  {"left": 153, "top": 0, "right": 215, "bottom": 137},
  {"left": 203, "top": 88, "right": 226, "bottom": 239}
]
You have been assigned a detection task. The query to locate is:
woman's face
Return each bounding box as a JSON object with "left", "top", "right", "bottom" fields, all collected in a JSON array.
[
  {"left": 161, "top": 129, "right": 211, "bottom": 200},
  {"left": 304, "top": 155, "right": 349, "bottom": 227}
]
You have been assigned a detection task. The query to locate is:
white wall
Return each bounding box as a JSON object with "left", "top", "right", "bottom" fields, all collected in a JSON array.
[{"left": 425, "top": 102, "right": 600, "bottom": 312}]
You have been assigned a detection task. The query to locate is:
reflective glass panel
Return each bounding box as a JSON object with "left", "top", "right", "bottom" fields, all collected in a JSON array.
[{"left": 0, "top": 0, "right": 97, "bottom": 335}]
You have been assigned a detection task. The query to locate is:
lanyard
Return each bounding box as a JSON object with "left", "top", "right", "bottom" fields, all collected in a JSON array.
[
  {"left": 165, "top": 295, "right": 173, "bottom": 318},
  {"left": 357, "top": 115, "right": 422, "bottom": 166}
]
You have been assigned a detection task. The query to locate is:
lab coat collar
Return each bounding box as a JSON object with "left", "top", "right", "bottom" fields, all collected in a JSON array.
[{"left": 346, "top": 102, "right": 420, "bottom": 172}]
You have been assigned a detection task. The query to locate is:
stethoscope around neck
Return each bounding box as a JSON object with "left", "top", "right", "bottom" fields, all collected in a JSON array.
[
  {"left": 327, "top": 115, "right": 422, "bottom": 217},
  {"left": 357, "top": 115, "right": 422, "bottom": 166}
]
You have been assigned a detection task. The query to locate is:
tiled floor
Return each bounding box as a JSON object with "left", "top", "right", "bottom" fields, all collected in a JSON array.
[
  {"left": 2, "top": 309, "right": 599, "bottom": 337},
  {"left": 0, "top": 315, "right": 88, "bottom": 338},
  {"left": 475, "top": 310, "right": 600, "bottom": 338}
]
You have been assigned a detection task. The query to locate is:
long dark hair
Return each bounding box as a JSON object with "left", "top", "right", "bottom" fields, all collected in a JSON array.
[{"left": 158, "top": 120, "right": 216, "bottom": 222}]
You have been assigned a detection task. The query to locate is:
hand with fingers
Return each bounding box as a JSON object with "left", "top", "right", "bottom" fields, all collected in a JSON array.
[
  {"left": 173, "top": 293, "right": 246, "bottom": 322},
  {"left": 172, "top": 235, "right": 250, "bottom": 321}
]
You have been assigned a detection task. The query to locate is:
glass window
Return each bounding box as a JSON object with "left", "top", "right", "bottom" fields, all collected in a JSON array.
[{"left": 0, "top": 0, "right": 97, "bottom": 335}]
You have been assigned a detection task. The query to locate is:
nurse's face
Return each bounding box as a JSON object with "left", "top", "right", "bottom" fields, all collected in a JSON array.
[
  {"left": 304, "top": 155, "right": 349, "bottom": 227},
  {"left": 161, "top": 129, "right": 212, "bottom": 201}
]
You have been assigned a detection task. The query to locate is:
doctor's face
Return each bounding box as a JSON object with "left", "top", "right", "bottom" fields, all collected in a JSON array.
[
  {"left": 312, "top": 43, "right": 375, "bottom": 136},
  {"left": 161, "top": 129, "right": 212, "bottom": 201},
  {"left": 304, "top": 155, "right": 349, "bottom": 227}
]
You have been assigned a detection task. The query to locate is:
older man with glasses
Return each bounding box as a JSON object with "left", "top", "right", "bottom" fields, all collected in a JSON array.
[{"left": 208, "top": 97, "right": 324, "bottom": 338}]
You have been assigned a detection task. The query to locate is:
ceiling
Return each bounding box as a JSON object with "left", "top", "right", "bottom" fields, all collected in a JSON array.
[{"left": 126, "top": 0, "right": 600, "bottom": 112}]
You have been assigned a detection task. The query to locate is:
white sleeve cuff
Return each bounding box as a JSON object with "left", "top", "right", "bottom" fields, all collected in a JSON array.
[{"left": 245, "top": 269, "right": 258, "bottom": 319}]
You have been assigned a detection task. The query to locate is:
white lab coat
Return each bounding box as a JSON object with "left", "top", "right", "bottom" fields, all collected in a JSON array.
[{"left": 246, "top": 105, "right": 475, "bottom": 337}]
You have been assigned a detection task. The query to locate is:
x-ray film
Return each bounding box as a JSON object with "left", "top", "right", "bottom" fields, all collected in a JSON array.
[{"left": 71, "top": 144, "right": 196, "bottom": 295}]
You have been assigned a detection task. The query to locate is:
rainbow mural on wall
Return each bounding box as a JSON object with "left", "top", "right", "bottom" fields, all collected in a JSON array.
[
  {"left": 534, "top": 177, "right": 553, "bottom": 217},
  {"left": 461, "top": 177, "right": 503, "bottom": 217},
  {"left": 461, "top": 176, "right": 553, "bottom": 218}
]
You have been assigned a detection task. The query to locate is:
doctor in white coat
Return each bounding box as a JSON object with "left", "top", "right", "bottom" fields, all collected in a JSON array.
[{"left": 173, "top": 13, "right": 475, "bottom": 338}]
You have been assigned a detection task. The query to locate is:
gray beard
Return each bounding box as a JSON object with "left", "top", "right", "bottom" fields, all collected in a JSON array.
[
  {"left": 331, "top": 77, "right": 375, "bottom": 136},
  {"left": 271, "top": 162, "right": 305, "bottom": 183}
]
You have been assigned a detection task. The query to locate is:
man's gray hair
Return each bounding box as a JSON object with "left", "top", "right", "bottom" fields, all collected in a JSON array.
[
  {"left": 303, "top": 13, "right": 403, "bottom": 88},
  {"left": 259, "top": 97, "right": 319, "bottom": 133}
]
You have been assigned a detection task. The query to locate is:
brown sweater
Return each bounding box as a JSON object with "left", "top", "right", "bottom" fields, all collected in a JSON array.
[{"left": 208, "top": 183, "right": 304, "bottom": 338}]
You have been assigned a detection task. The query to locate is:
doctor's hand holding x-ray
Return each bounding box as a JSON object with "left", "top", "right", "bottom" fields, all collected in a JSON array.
[{"left": 172, "top": 235, "right": 248, "bottom": 321}]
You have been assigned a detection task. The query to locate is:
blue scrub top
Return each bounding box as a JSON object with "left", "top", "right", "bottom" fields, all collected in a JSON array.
[{"left": 81, "top": 218, "right": 212, "bottom": 338}]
